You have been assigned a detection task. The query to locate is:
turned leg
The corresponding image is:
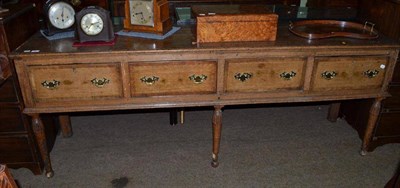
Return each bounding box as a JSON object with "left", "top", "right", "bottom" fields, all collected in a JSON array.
[
  {"left": 211, "top": 105, "right": 223, "bottom": 167},
  {"left": 327, "top": 102, "right": 341, "bottom": 122},
  {"left": 59, "top": 115, "right": 72, "bottom": 138},
  {"left": 360, "top": 98, "right": 383, "bottom": 156},
  {"left": 169, "top": 109, "right": 178, "bottom": 126},
  {"left": 31, "top": 114, "right": 54, "bottom": 178},
  {"left": 180, "top": 109, "right": 185, "bottom": 125}
]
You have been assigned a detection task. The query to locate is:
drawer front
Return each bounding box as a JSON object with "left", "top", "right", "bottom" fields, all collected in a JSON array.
[
  {"left": 0, "top": 136, "right": 35, "bottom": 163},
  {"left": 129, "top": 61, "right": 217, "bottom": 96},
  {"left": 0, "top": 107, "right": 25, "bottom": 133},
  {"left": 28, "top": 63, "right": 123, "bottom": 102},
  {"left": 225, "top": 57, "right": 306, "bottom": 92},
  {"left": 311, "top": 56, "right": 388, "bottom": 91}
]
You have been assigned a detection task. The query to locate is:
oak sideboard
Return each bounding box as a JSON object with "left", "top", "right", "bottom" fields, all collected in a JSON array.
[{"left": 10, "top": 24, "right": 399, "bottom": 177}]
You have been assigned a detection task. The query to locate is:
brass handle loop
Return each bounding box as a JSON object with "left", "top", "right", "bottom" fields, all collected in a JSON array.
[
  {"left": 234, "top": 72, "right": 253, "bottom": 82},
  {"left": 91, "top": 78, "right": 110, "bottom": 88},
  {"left": 280, "top": 71, "right": 297, "bottom": 80},
  {"left": 140, "top": 76, "right": 159, "bottom": 85},
  {"left": 189, "top": 74, "right": 207, "bottom": 84},
  {"left": 363, "top": 21, "right": 376, "bottom": 34},
  {"left": 321, "top": 71, "right": 337, "bottom": 80},
  {"left": 41, "top": 80, "right": 61, "bottom": 90},
  {"left": 363, "top": 69, "right": 379, "bottom": 78}
]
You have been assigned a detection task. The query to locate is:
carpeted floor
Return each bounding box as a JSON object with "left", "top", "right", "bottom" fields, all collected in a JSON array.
[{"left": 10, "top": 104, "right": 400, "bottom": 188}]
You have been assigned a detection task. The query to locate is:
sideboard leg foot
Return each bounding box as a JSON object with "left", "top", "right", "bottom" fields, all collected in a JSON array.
[
  {"left": 211, "top": 153, "right": 219, "bottom": 168},
  {"left": 361, "top": 97, "right": 382, "bottom": 155},
  {"left": 31, "top": 114, "right": 54, "bottom": 177},
  {"left": 46, "top": 171, "right": 54, "bottom": 178},
  {"left": 211, "top": 105, "right": 223, "bottom": 168}
]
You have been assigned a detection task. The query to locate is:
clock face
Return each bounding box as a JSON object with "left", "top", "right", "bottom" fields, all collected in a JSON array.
[
  {"left": 129, "top": 0, "right": 154, "bottom": 27},
  {"left": 48, "top": 1, "right": 75, "bottom": 29},
  {"left": 80, "top": 13, "right": 104, "bottom": 35}
]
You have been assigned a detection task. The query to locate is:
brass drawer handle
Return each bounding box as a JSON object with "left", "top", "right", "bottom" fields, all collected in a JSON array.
[
  {"left": 189, "top": 74, "right": 207, "bottom": 84},
  {"left": 234, "top": 72, "right": 253, "bottom": 82},
  {"left": 140, "top": 76, "right": 159, "bottom": 85},
  {"left": 91, "top": 78, "right": 110, "bottom": 88},
  {"left": 321, "top": 71, "right": 337, "bottom": 80},
  {"left": 363, "top": 69, "right": 379, "bottom": 78},
  {"left": 41, "top": 80, "right": 61, "bottom": 90},
  {"left": 280, "top": 71, "right": 297, "bottom": 80}
]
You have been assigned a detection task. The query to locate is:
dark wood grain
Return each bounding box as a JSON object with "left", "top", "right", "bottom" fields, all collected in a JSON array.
[
  {"left": 307, "top": 0, "right": 359, "bottom": 7},
  {"left": 340, "top": 0, "right": 400, "bottom": 152},
  {"left": 0, "top": 4, "right": 59, "bottom": 175}
]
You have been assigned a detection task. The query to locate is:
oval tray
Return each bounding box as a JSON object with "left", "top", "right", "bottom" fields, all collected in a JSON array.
[{"left": 288, "top": 20, "right": 379, "bottom": 40}]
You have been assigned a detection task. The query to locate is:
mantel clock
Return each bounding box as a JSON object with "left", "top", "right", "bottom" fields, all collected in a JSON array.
[
  {"left": 123, "top": 0, "right": 172, "bottom": 35},
  {"left": 43, "top": 0, "right": 76, "bottom": 36},
  {"left": 75, "top": 6, "right": 114, "bottom": 43}
]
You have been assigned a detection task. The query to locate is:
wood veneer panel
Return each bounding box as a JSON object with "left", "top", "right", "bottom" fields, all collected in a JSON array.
[
  {"left": 28, "top": 63, "right": 124, "bottom": 102},
  {"left": 129, "top": 61, "right": 217, "bottom": 96},
  {"left": 225, "top": 57, "right": 306, "bottom": 92},
  {"left": 196, "top": 14, "right": 278, "bottom": 43},
  {"left": 311, "top": 56, "right": 388, "bottom": 91}
]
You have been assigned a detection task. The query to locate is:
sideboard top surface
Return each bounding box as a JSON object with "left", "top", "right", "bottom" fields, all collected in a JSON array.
[{"left": 10, "top": 23, "right": 400, "bottom": 57}]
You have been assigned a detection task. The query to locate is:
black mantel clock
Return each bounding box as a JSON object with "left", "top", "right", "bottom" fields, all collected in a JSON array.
[
  {"left": 43, "top": 0, "right": 76, "bottom": 36},
  {"left": 75, "top": 6, "right": 114, "bottom": 43}
]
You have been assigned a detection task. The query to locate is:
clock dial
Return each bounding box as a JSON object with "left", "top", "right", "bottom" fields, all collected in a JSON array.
[
  {"left": 129, "top": 0, "right": 154, "bottom": 26},
  {"left": 80, "top": 13, "right": 104, "bottom": 35},
  {"left": 48, "top": 2, "right": 75, "bottom": 29}
]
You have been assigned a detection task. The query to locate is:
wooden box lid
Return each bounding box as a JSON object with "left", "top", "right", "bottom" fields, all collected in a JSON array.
[
  {"left": 191, "top": 4, "right": 276, "bottom": 16},
  {"left": 192, "top": 5, "right": 278, "bottom": 43}
]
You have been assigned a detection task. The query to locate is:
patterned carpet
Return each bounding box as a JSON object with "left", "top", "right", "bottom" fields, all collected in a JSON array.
[{"left": 10, "top": 104, "right": 400, "bottom": 188}]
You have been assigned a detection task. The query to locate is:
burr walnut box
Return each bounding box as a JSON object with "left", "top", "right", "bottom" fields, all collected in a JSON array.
[{"left": 192, "top": 5, "right": 278, "bottom": 43}]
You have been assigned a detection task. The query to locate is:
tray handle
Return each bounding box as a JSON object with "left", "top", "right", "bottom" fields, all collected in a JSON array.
[{"left": 364, "top": 21, "right": 376, "bottom": 34}]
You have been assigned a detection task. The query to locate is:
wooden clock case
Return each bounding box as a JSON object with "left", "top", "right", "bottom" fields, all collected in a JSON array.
[
  {"left": 123, "top": 0, "right": 173, "bottom": 34},
  {"left": 75, "top": 6, "right": 115, "bottom": 42}
]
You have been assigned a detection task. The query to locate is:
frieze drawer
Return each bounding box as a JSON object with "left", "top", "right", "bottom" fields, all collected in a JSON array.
[
  {"left": 28, "top": 63, "right": 123, "bottom": 102},
  {"left": 225, "top": 57, "right": 306, "bottom": 93},
  {"left": 311, "top": 56, "right": 388, "bottom": 91},
  {"left": 129, "top": 61, "right": 217, "bottom": 96}
]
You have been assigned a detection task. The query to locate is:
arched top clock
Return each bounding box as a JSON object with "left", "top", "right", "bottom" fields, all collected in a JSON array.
[{"left": 75, "top": 6, "right": 114, "bottom": 43}]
